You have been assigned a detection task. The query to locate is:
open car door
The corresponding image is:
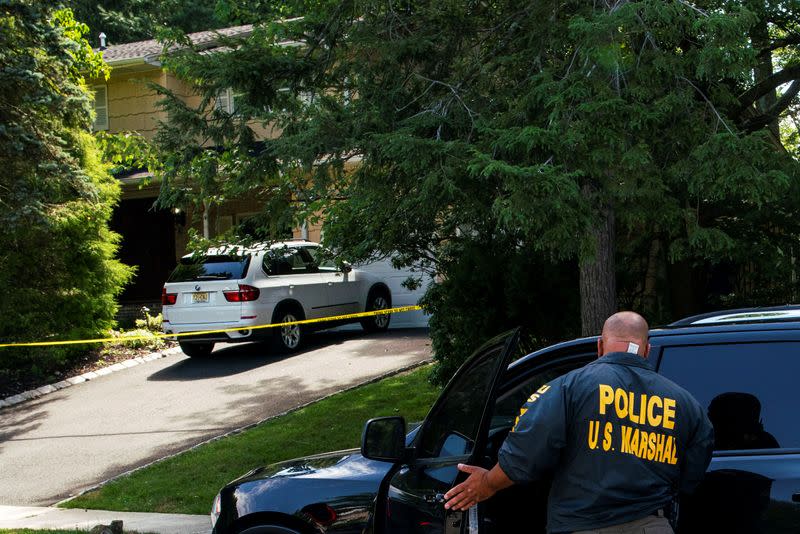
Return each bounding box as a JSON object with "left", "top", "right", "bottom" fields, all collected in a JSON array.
[{"left": 382, "top": 329, "right": 520, "bottom": 534}]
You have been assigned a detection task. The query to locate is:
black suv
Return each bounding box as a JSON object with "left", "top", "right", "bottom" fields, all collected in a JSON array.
[{"left": 210, "top": 307, "right": 800, "bottom": 533}]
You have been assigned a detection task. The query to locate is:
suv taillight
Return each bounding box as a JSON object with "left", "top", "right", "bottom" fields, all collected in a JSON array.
[
  {"left": 224, "top": 284, "right": 260, "bottom": 302},
  {"left": 162, "top": 287, "right": 177, "bottom": 305}
]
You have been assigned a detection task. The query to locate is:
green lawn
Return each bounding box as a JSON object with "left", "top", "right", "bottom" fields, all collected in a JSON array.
[{"left": 62, "top": 365, "right": 440, "bottom": 515}]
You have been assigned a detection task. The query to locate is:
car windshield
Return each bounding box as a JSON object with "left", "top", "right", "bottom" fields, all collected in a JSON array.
[{"left": 168, "top": 254, "right": 251, "bottom": 282}]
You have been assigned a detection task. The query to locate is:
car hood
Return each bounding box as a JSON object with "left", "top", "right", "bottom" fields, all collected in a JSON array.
[{"left": 219, "top": 448, "right": 393, "bottom": 532}]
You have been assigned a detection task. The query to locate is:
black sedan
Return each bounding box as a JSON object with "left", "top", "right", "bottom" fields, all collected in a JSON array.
[{"left": 211, "top": 311, "right": 800, "bottom": 534}]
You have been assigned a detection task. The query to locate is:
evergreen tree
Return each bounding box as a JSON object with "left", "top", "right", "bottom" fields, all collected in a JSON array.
[
  {"left": 151, "top": 0, "right": 800, "bottom": 381},
  {"left": 0, "top": 2, "right": 133, "bottom": 373},
  {"left": 67, "top": 0, "right": 296, "bottom": 45}
]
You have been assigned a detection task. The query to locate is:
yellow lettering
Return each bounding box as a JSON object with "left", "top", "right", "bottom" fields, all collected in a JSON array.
[
  {"left": 647, "top": 395, "right": 663, "bottom": 427},
  {"left": 588, "top": 420, "right": 600, "bottom": 450},
  {"left": 527, "top": 393, "right": 540, "bottom": 403},
  {"left": 647, "top": 433, "right": 657, "bottom": 461},
  {"left": 655, "top": 433, "right": 665, "bottom": 463},
  {"left": 663, "top": 398, "right": 676, "bottom": 430},
  {"left": 663, "top": 436, "right": 674, "bottom": 464},
  {"left": 599, "top": 385, "right": 613, "bottom": 415},
  {"left": 537, "top": 384, "right": 551, "bottom": 394},
  {"left": 512, "top": 407, "right": 528, "bottom": 431},
  {"left": 603, "top": 422, "right": 613, "bottom": 451},
  {"left": 621, "top": 425, "right": 632, "bottom": 454},
  {"left": 628, "top": 392, "right": 640, "bottom": 424},
  {"left": 637, "top": 431, "right": 649, "bottom": 458},
  {"left": 615, "top": 388, "right": 629, "bottom": 419},
  {"left": 670, "top": 440, "right": 678, "bottom": 465},
  {"left": 630, "top": 428, "right": 640, "bottom": 454}
]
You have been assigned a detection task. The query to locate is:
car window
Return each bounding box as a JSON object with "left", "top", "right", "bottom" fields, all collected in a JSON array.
[
  {"left": 658, "top": 342, "right": 800, "bottom": 451},
  {"left": 168, "top": 254, "right": 250, "bottom": 282},
  {"left": 303, "top": 246, "right": 338, "bottom": 272},
  {"left": 263, "top": 247, "right": 317, "bottom": 275},
  {"left": 418, "top": 346, "right": 504, "bottom": 458}
]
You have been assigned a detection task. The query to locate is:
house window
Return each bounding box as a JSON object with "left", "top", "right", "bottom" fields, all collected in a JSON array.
[
  {"left": 298, "top": 90, "right": 314, "bottom": 107},
  {"left": 216, "top": 215, "right": 233, "bottom": 237},
  {"left": 215, "top": 88, "right": 243, "bottom": 115},
  {"left": 92, "top": 85, "right": 109, "bottom": 131}
]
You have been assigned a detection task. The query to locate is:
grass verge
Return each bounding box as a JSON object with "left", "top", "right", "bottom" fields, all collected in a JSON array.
[{"left": 62, "top": 365, "right": 439, "bottom": 515}]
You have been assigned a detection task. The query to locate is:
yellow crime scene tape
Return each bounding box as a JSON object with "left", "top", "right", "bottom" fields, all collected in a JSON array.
[{"left": 0, "top": 305, "right": 423, "bottom": 348}]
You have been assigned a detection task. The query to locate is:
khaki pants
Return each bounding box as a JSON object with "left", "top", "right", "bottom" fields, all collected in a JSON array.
[{"left": 572, "top": 514, "right": 674, "bottom": 534}]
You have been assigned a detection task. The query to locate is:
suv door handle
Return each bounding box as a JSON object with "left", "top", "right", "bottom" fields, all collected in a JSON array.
[{"left": 424, "top": 493, "right": 445, "bottom": 504}]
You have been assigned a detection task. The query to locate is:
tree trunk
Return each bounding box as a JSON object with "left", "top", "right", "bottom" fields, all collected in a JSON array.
[
  {"left": 750, "top": 10, "right": 779, "bottom": 138},
  {"left": 580, "top": 202, "right": 617, "bottom": 336},
  {"left": 202, "top": 199, "right": 210, "bottom": 239},
  {"left": 643, "top": 239, "right": 662, "bottom": 316}
]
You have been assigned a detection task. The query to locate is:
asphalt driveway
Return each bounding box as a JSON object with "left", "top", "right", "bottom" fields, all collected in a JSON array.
[{"left": 0, "top": 328, "right": 431, "bottom": 506}]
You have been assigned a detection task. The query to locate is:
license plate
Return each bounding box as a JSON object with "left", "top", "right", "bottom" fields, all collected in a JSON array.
[{"left": 192, "top": 292, "right": 209, "bottom": 303}]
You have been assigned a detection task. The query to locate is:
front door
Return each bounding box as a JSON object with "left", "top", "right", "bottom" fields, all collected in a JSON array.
[{"left": 383, "top": 330, "right": 520, "bottom": 534}]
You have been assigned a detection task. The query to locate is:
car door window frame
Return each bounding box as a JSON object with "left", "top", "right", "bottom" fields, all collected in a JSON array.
[
  {"left": 262, "top": 247, "right": 317, "bottom": 276},
  {"left": 303, "top": 245, "right": 339, "bottom": 272},
  {"left": 412, "top": 330, "right": 520, "bottom": 466}
]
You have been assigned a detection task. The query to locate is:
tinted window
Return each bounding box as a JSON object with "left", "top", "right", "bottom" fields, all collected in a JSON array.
[
  {"left": 168, "top": 255, "right": 250, "bottom": 282},
  {"left": 304, "top": 246, "right": 338, "bottom": 272},
  {"left": 419, "top": 346, "right": 503, "bottom": 458},
  {"left": 658, "top": 342, "right": 800, "bottom": 450},
  {"left": 263, "top": 248, "right": 316, "bottom": 275}
]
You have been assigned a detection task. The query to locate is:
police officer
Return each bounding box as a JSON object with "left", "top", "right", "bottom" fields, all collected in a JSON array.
[{"left": 443, "top": 311, "right": 714, "bottom": 533}]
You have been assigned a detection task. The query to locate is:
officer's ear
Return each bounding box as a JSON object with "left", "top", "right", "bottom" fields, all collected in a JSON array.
[
  {"left": 597, "top": 338, "right": 604, "bottom": 358},
  {"left": 643, "top": 342, "right": 651, "bottom": 358}
]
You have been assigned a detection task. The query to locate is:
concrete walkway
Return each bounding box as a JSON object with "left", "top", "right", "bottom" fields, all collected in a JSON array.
[{"left": 0, "top": 505, "right": 209, "bottom": 533}]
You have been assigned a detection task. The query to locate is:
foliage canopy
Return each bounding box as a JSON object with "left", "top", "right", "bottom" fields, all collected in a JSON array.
[
  {"left": 0, "top": 2, "right": 133, "bottom": 373},
  {"left": 150, "top": 0, "right": 800, "bottom": 381},
  {"left": 66, "top": 0, "right": 299, "bottom": 45}
]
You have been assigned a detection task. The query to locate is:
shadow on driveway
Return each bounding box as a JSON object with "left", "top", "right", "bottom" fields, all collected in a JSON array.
[{"left": 147, "top": 329, "right": 425, "bottom": 382}]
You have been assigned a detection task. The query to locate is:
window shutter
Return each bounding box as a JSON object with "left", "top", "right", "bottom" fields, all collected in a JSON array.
[
  {"left": 216, "top": 88, "right": 233, "bottom": 114},
  {"left": 92, "top": 85, "right": 109, "bottom": 131}
]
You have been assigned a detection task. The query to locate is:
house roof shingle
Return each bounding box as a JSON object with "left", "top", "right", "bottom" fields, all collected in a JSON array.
[{"left": 99, "top": 24, "right": 254, "bottom": 64}]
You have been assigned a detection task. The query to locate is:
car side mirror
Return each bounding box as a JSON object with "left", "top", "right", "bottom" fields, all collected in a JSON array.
[{"left": 361, "top": 416, "right": 406, "bottom": 462}]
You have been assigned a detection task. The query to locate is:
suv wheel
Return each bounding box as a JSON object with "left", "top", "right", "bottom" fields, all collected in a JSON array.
[
  {"left": 179, "top": 341, "right": 214, "bottom": 358},
  {"left": 361, "top": 289, "right": 391, "bottom": 332},
  {"left": 273, "top": 306, "right": 304, "bottom": 352}
]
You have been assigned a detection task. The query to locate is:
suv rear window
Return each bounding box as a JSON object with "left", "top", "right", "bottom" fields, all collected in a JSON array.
[
  {"left": 168, "top": 255, "right": 251, "bottom": 282},
  {"left": 658, "top": 342, "right": 800, "bottom": 451}
]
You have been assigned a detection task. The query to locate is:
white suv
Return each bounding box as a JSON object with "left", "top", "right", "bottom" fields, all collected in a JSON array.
[{"left": 161, "top": 240, "right": 392, "bottom": 357}]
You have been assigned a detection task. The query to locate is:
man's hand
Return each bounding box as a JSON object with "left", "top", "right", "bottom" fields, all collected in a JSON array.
[{"left": 443, "top": 463, "right": 510, "bottom": 511}]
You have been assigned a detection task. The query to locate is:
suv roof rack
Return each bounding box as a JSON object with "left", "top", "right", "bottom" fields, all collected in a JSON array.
[{"left": 668, "top": 304, "right": 800, "bottom": 327}]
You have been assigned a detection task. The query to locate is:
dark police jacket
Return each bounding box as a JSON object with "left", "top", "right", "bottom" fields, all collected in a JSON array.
[{"left": 498, "top": 351, "right": 714, "bottom": 533}]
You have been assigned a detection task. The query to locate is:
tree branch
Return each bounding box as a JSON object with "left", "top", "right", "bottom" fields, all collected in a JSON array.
[
  {"left": 737, "top": 63, "right": 800, "bottom": 112},
  {"left": 679, "top": 76, "right": 734, "bottom": 134},
  {"left": 757, "top": 33, "right": 800, "bottom": 57},
  {"left": 743, "top": 79, "right": 800, "bottom": 132}
]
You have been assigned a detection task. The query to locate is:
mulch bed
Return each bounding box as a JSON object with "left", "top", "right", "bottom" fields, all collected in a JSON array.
[{"left": 0, "top": 342, "right": 177, "bottom": 399}]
